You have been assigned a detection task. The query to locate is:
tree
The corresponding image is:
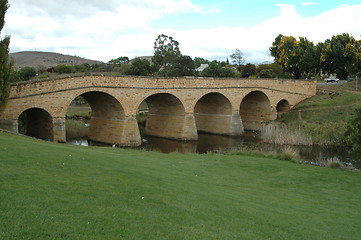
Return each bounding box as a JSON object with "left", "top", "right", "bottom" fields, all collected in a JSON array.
[
  {"left": 201, "top": 61, "right": 236, "bottom": 78},
  {"left": 160, "top": 55, "right": 194, "bottom": 77},
  {"left": 230, "top": 49, "right": 245, "bottom": 66},
  {"left": 126, "top": 58, "right": 153, "bottom": 76},
  {"left": 153, "top": 34, "right": 194, "bottom": 77},
  {"left": 194, "top": 57, "right": 209, "bottom": 68},
  {"left": 107, "top": 56, "right": 130, "bottom": 72},
  {"left": 18, "top": 67, "right": 36, "bottom": 81},
  {"left": 0, "top": 0, "right": 12, "bottom": 105},
  {"left": 239, "top": 63, "right": 256, "bottom": 77},
  {"left": 153, "top": 34, "right": 181, "bottom": 70},
  {"left": 270, "top": 35, "right": 318, "bottom": 79},
  {"left": 320, "top": 34, "right": 361, "bottom": 79}
]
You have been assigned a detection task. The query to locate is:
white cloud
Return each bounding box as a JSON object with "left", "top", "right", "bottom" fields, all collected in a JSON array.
[
  {"left": 3, "top": 1, "right": 361, "bottom": 63},
  {"left": 302, "top": 2, "right": 318, "bottom": 6}
]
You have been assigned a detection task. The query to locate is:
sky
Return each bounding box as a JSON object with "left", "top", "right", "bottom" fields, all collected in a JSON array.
[{"left": 2, "top": 0, "right": 361, "bottom": 64}]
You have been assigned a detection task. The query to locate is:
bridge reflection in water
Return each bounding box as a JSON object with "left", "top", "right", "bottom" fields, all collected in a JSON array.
[{"left": 69, "top": 133, "right": 361, "bottom": 169}]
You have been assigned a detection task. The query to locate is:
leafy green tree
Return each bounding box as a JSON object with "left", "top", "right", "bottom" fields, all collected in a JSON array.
[
  {"left": 319, "top": 34, "right": 350, "bottom": 79},
  {"left": 75, "top": 63, "right": 92, "bottom": 72},
  {"left": 230, "top": 49, "right": 245, "bottom": 66},
  {"left": 239, "top": 63, "right": 256, "bottom": 77},
  {"left": 126, "top": 58, "right": 153, "bottom": 76},
  {"left": 153, "top": 34, "right": 194, "bottom": 77},
  {"left": 257, "top": 69, "right": 276, "bottom": 78},
  {"left": 256, "top": 63, "right": 283, "bottom": 77},
  {"left": 160, "top": 55, "right": 194, "bottom": 77},
  {"left": 18, "top": 67, "right": 36, "bottom": 81},
  {"left": 108, "top": 56, "right": 129, "bottom": 65},
  {"left": 270, "top": 35, "right": 318, "bottom": 79},
  {"left": 107, "top": 56, "right": 130, "bottom": 72},
  {"left": 194, "top": 57, "right": 209, "bottom": 68},
  {"left": 0, "top": 0, "right": 12, "bottom": 105},
  {"left": 153, "top": 34, "right": 181, "bottom": 70},
  {"left": 201, "top": 61, "right": 236, "bottom": 78}
]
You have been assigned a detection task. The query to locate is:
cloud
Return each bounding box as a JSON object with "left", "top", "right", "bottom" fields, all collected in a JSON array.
[
  {"left": 301, "top": 2, "right": 318, "bottom": 6},
  {"left": 3, "top": 1, "right": 361, "bottom": 63}
]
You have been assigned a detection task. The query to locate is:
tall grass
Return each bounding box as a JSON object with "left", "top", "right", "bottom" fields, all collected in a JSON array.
[{"left": 262, "top": 123, "right": 313, "bottom": 146}]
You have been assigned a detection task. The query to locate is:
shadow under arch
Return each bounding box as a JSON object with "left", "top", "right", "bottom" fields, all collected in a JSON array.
[
  {"left": 194, "top": 92, "right": 235, "bottom": 135},
  {"left": 141, "top": 93, "right": 195, "bottom": 140},
  {"left": 68, "top": 91, "right": 126, "bottom": 144},
  {"left": 240, "top": 91, "right": 272, "bottom": 131},
  {"left": 276, "top": 99, "right": 291, "bottom": 117},
  {"left": 18, "top": 108, "right": 53, "bottom": 141}
]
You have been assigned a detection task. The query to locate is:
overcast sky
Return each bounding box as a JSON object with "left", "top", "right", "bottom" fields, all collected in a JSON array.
[{"left": 2, "top": 0, "right": 361, "bottom": 63}]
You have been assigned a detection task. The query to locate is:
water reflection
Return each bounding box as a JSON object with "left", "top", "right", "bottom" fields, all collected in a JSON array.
[{"left": 68, "top": 133, "right": 361, "bottom": 169}]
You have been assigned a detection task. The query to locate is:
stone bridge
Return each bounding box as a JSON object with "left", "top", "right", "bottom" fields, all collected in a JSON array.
[{"left": 0, "top": 75, "right": 316, "bottom": 146}]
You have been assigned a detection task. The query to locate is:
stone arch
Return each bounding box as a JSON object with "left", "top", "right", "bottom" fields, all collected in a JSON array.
[
  {"left": 141, "top": 93, "right": 196, "bottom": 140},
  {"left": 194, "top": 92, "right": 236, "bottom": 135},
  {"left": 276, "top": 99, "right": 291, "bottom": 117},
  {"left": 240, "top": 91, "right": 272, "bottom": 131},
  {"left": 18, "top": 108, "right": 53, "bottom": 141},
  {"left": 67, "top": 91, "right": 126, "bottom": 144}
]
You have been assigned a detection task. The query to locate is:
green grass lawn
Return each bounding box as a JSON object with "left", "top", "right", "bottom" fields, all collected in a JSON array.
[{"left": 1, "top": 131, "right": 361, "bottom": 239}]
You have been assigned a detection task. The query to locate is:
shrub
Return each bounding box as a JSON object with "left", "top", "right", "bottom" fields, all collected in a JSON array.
[
  {"left": 54, "top": 64, "right": 75, "bottom": 74},
  {"left": 18, "top": 66, "right": 36, "bottom": 81},
  {"left": 325, "top": 157, "right": 345, "bottom": 168},
  {"left": 280, "top": 146, "right": 300, "bottom": 163}
]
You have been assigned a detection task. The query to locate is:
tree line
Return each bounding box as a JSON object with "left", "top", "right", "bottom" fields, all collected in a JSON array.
[
  {"left": 270, "top": 33, "right": 361, "bottom": 79},
  {"left": 8, "top": 33, "right": 360, "bottom": 82}
]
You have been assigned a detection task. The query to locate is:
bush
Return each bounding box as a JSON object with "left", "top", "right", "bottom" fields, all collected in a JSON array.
[
  {"left": 325, "top": 157, "right": 345, "bottom": 168},
  {"left": 54, "top": 64, "right": 75, "bottom": 74},
  {"left": 345, "top": 107, "right": 361, "bottom": 151},
  {"left": 257, "top": 69, "right": 276, "bottom": 78},
  {"left": 280, "top": 146, "right": 300, "bottom": 163},
  {"left": 18, "top": 67, "right": 36, "bottom": 81}
]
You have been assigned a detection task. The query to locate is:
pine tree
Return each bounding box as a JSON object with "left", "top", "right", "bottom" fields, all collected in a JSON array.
[{"left": 0, "top": 0, "right": 12, "bottom": 105}]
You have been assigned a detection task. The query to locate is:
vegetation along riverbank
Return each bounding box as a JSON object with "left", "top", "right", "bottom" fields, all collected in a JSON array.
[
  {"left": 1, "top": 131, "right": 361, "bottom": 239},
  {"left": 262, "top": 80, "right": 361, "bottom": 148}
]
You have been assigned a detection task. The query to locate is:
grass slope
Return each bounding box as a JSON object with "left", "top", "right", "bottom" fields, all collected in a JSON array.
[
  {"left": 1, "top": 131, "right": 361, "bottom": 239},
  {"left": 275, "top": 81, "right": 361, "bottom": 145}
]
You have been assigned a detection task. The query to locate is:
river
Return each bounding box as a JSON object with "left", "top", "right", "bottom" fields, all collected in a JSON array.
[{"left": 68, "top": 132, "right": 361, "bottom": 169}]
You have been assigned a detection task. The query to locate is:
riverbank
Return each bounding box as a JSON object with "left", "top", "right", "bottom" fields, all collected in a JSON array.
[
  {"left": 1, "top": 131, "right": 361, "bottom": 239},
  {"left": 264, "top": 81, "right": 361, "bottom": 146}
]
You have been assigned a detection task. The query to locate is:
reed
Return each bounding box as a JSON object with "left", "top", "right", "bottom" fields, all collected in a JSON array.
[
  {"left": 262, "top": 123, "right": 313, "bottom": 146},
  {"left": 279, "top": 146, "right": 300, "bottom": 163}
]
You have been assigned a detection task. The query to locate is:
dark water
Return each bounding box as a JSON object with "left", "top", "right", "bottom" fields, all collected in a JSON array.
[{"left": 68, "top": 132, "right": 361, "bottom": 169}]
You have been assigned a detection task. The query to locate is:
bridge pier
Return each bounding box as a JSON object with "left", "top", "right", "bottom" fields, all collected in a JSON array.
[
  {"left": 0, "top": 118, "right": 18, "bottom": 133},
  {"left": 195, "top": 111, "right": 244, "bottom": 136},
  {"left": 120, "top": 116, "right": 142, "bottom": 146},
  {"left": 145, "top": 113, "right": 198, "bottom": 141},
  {"left": 53, "top": 117, "right": 66, "bottom": 143}
]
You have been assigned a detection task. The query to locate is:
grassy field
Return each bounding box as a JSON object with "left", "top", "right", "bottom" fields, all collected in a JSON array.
[{"left": 1, "top": 131, "right": 361, "bottom": 239}]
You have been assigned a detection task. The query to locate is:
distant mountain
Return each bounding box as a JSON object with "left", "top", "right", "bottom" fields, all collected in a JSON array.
[{"left": 9, "top": 51, "right": 104, "bottom": 70}]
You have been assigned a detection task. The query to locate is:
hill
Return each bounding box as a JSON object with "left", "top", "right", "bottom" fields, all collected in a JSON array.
[
  {"left": 1, "top": 130, "right": 361, "bottom": 239},
  {"left": 9, "top": 51, "right": 103, "bottom": 70}
]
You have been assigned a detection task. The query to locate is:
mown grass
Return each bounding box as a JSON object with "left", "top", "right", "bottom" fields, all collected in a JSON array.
[{"left": 1, "top": 131, "right": 361, "bottom": 239}]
